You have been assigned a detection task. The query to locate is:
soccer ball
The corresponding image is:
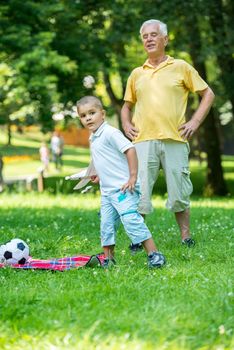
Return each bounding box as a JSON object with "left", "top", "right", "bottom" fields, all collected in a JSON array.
[
  {"left": 83, "top": 75, "right": 95, "bottom": 89},
  {"left": 0, "top": 239, "right": 30, "bottom": 265}
]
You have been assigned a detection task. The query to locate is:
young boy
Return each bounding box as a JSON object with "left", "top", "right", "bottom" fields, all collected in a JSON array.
[{"left": 77, "top": 96, "right": 166, "bottom": 269}]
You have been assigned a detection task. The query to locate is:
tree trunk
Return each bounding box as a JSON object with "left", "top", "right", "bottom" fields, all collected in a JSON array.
[
  {"left": 209, "top": 0, "right": 234, "bottom": 118},
  {"left": 201, "top": 108, "right": 227, "bottom": 195},
  {"left": 7, "top": 122, "right": 12, "bottom": 146},
  {"left": 185, "top": 15, "right": 228, "bottom": 195},
  {"left": 103, "top": 70, "right": 123, "bottom": 131}
]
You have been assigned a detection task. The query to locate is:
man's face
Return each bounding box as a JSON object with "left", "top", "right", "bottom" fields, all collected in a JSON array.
[
  {"left": 78, "top": 102, "right": 105, "bottom": 132},
  {"left": 141, "top": 23, "right": 168, "bottom": 55}
]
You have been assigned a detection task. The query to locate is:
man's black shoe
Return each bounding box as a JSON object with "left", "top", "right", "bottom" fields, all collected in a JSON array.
[
  {"left": 129, "top": 242, "right": 143, "bottom": 255},
  {"left": 182, "top": 238, "right": 195, "bottom": 247}
]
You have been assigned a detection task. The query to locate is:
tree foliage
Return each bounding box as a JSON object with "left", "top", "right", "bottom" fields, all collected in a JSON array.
[
  {"left": 0, "top": 0, "right": 233, "bottom": 194},
  {"left": 0, "top": 0, "right": 77, "bottom": 132}
]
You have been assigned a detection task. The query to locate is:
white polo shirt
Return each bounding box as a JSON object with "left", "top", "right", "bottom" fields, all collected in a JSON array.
[{"left": 90, "top": 122, "right": 137, "bottom": 195}]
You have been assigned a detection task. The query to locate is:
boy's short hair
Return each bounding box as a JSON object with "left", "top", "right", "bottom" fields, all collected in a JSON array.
[{"left": 76, "top": 96, "right": 103, "bottom": 113}]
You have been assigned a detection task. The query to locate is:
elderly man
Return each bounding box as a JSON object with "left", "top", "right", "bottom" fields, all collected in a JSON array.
[{"left": 121, "top": 19, "right": 215, "bottom": 251}]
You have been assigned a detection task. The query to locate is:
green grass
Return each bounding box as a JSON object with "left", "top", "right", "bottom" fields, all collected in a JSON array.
[
  {"left": 0, "top": 128, "right": 90, "bottom": 178},
  {"left": 0, "top": 193, "right": 233, "bottom": 350}
]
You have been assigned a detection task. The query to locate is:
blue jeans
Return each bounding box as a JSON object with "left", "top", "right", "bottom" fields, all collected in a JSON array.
[{"left": 100, "top": 190, "right": 152, "bottom": 247}]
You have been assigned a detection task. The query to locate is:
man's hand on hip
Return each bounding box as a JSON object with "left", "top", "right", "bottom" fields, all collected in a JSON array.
[
  {"left": 178, "top": 119, "right": 200, "bottom": 140},
  {"left": 123, "top": 122, "right": 139, "bottom": 141}
]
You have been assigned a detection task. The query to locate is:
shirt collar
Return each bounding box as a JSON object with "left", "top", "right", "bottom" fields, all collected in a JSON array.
[
  {"left": 89, "top": 121, "right": 107, "bottom": 141},
  {"left": 143, "top": 55, "right": 174, "bottom": 69}
]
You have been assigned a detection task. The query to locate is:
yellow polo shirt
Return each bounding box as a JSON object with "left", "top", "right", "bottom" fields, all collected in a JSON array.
[{"left": 124, "top": 56, "right": 208, "bottom": 143}]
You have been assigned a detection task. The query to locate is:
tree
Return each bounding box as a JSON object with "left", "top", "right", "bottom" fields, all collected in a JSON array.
[
  {"left": 0, "top": 0, "right": 231, "bottom": 194},
  {"left": 208, "top": 0, "right": 234, "bottom": 118},
  {"left": 0, "top": 0, "right": 77, "bottom": 137},
  {"left": 184, "top": 16, "right": 227, "bottom": 195},
  {"left": 171, "top": 1, "right": 228, "bottom": 195},
  {"left": 0, "top": 63, "right": 32, "bottom": 145}
]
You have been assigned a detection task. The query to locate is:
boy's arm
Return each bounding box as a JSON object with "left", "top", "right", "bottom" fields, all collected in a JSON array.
[{"left": 121, "top": 147, "right": 138, "bottom": 192}]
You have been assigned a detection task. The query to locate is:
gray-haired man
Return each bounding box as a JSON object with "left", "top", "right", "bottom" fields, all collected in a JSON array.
[{"left": 121, "top": 19, "right": 215, "bottom": 250}]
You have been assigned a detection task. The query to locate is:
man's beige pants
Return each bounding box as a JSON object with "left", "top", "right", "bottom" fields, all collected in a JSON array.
[{"left": 135, "top": 140, "right": 193, "bottom": 214}]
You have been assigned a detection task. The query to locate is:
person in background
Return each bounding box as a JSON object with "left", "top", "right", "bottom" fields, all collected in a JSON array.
[
  {"left": 39, "top": 142, "right": 50, "bottom": 174},
  {"left": 50, "top": 131, "right": 64, "bottom": 171}
]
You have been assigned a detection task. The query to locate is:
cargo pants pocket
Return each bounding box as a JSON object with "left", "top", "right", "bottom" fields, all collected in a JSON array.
[{"left": 181, "top": 167, "right": 193, "bottom": 197}]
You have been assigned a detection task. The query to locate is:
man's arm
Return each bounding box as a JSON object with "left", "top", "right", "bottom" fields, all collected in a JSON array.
[
  {"left": 121, "top": 102, "right": 139, "bottom": 140},
  {"left": 121, "top": 147, "right": 138, "bottom": 192},
  {"left": 179, "top": 86, "right": 215, "bottom": 140}
]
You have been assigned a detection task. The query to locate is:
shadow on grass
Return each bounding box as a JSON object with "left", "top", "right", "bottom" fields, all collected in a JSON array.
[
  {"left": 64, "top": 146, "right": 90, "bottom": 156},
  {"left": 62, "top": 159, "right": 89, "bottom": 168},
  {"left": 1, "top": 144, "right": 89, "bottom": 158},
  {"left": 1, "top": 144, "right": 39, "bottom": 157}
]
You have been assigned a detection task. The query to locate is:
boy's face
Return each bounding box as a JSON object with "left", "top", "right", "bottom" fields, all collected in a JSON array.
[{"left": 78, "top": 102, "right": 105, "bottom": 132}]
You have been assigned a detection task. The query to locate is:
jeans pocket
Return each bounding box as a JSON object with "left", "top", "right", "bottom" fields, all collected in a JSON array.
[{"left": 181, "top": 167, "right": 193, "bottom": 197}]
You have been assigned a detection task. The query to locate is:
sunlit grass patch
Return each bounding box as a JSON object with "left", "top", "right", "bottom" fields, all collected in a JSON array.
[{"left": 0, "top": 193, "right": 233, "bottom": 349}]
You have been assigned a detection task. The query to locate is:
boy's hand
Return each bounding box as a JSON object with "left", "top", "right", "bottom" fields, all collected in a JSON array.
[
  {"left": 90, "top": 175, "right": 99, "bottom": 184},
  {"left": 121, "top": 175, "right": 137, "bottom": 193}
]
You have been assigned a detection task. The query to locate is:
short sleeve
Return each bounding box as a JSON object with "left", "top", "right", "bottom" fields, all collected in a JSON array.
[
  {"left": 124, "top": 72, "right": 137, "bottom": 104},
  {"left": 108, "top": 129, "right": 134, "bottom": 154},
  {"left": 183, "top": 62, "right": 208, "bottom": 93}
]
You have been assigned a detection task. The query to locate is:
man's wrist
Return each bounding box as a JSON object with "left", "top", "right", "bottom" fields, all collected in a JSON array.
[
  {"left": 123, "top": 122, "right": 131, "bottom": 129},
  {"left": 192, "top": 117, "right": 202, "bottom": 126}
]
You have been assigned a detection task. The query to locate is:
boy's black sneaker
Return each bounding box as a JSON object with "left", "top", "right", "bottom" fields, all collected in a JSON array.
[
  {"left": 182, "top": 238, "right": 195, "bottom": 247},
  {"left": 129, "top": 243, "right": 143, "bottom": 255},
  {"left": 148, "top": 252, "right": 166, "bottom": 268},
  {"left": 102, "top": 257, "right": 116, "bottom": 269}
]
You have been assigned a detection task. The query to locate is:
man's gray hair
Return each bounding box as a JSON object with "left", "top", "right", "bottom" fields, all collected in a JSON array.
[{"left": 140, "top": 19, "right": 168, "bottom": 36}]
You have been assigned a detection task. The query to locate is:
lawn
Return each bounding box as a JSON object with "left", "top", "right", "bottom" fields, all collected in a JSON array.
[
  {"left": 0, "top": 127, "right": 90, "bottom": 178},
  {"left": 0, "top": 193, "right": 233, "bottom": 350}
]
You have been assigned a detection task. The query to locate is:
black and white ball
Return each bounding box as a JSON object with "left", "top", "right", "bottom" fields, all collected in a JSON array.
[
  {"left": 0, "top": 239, "right": 30, "bottom": 265},
  {"left": 83, "top": 75, "right": 95, "bottom": 89}
]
